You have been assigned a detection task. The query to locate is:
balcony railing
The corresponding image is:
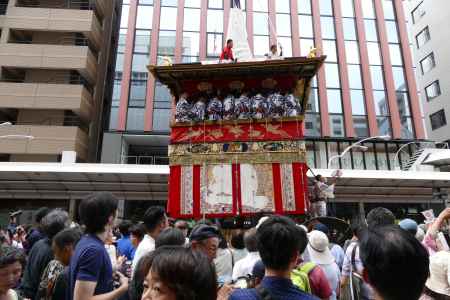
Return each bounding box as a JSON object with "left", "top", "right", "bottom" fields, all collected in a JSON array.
[
  {"left": 17, "top": 0, "right": 95, "bottom": 10},
  {"left": 122, "top": 155, "right": 169, "bottom": 165}
]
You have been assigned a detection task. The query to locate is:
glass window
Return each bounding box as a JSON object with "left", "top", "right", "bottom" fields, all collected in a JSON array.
[
  {"left": 129, "top": 80, "right": 147, "bottom": 107},
  {"left": 278, "top": 37, "right": 293, "bottom": 57},
  {"left": 425, "top": 80, "right": 441, "bottom": 101},
  {"left": 367, "top": 42, "right": 381, "bottom": 65},
  {"left": 322, "top": 40, "right": 337, "bottom": 62},
  {"left": 254, "top": 35, "right": 270, "bottom": 57},
  {"left": 300, "top": 38, "right": 315, "bottom": 56},
  {"left": 118, "top": 29, "right": 127, "bottom": 52},
  {"left": 412, "top": 1, "right": 425, "bottom": 24},
  {"left": 160, "top": 7, "right": 177, "bottom": 30},
  {"left": 373, "top": 90, "right": 389, "bottom": 115},
  {"left": 184, "top": 8, "right": 201, "bottom": 31},
  {"left": 136, "top": 5, "right": 153, "bottom": 29},
  {"left": 161, "top": 0, "right": 177, "bottom": 6},
  {"left": 182, "top": 32, "right": 200, "bottom": 56},
  {"left": 361, "top": 0, "right": 375, "bottom": 19},
  {"left": 385, "top": 21, "right": 399, "bottom": 43},
  {"left": 341, "top": 0, "right": 354, "bottom": 17},
  {"left": 115, "top": 53, "right": 124, "bottom": 72},
  {"left": 416, "top": 26, "right": 430, "bottom": 48},
  {"left": 319, "top": 0, "right": 333, "bottom": 16},
  {"left": 353, "top": 116, "right": 369, "bottom": 137},
  {"left": 254, "top": 0, "right": 268, "bottom": 12},
  {"left": 140, "top": 0, "right": 154, "bottom": 4},
  {"left": 298, "top": 0, "right": 311, "bottom": 14},
  {"left": 254, "top": 13, "right": 269, "bottom": 35},
  {"left": 327, "top": 89, "right": 342, "bottom": 113},
  {"left": 276, "top": 14, "right": 291, "bottom": 36},
  {"left": 307, "top": 88, "right": 319, "bottom": 112},
  {"left": 321, "top": 17, "right": 335, "bottom": 39},
  {"left": 182, "top": 56, "right": 199, "bottom": 63},
  {"left": 155, "top": 81, "right": 171, "bottom": 102},
  {"left": 345, "top": 41, "right": 360, "bottom": 64},
  {"left": 342, "top": 18, "right": 357, "bottom": 40},
  {"left": 134, "top": 30, "right": 151, "bottom": 53},
  {"left": 109, "top": 107, "right": 119, "bottom": 130},
  {"left": 299, "top": 15, "right": 314, "bottom": 38},
  {"left": 207, "top": 33, "right": 223, "bottom": 57},
  {"left": 420, "top": 53, "right": 436, "bottom": 74},
  {"left": 364, "top": 19, "right": 378, "bottom": 42},
  {"left": 207, "top": 10, "right": 224, "bottom": 32},
  {"left": 351, "top": 90, "right": 366, "bottom": 115},
  {"left": 377, "top": 116, "right": 391, "bottom": 136},
  {"left": 132, "top": 54, "right": 149, "bottom": 72},
  {"left": 347, "top": 65, "right": 363, "bottom": 89},
  {"left": 383, "top": 0, "right": 396, "bottom": 20},
  {"left": 370, "top": 66, "right": 385, "bottom": 90},
  {"left": 430, "top": 109, "right": 447, "bottom": 131},
  {"left": 325, "top": 63, "right": 340, "bottom": 88},
  {"left": 401, "top": 116, "right": 414, "bottom": 139},
  {"left": 126, "top": 108, "right": 145, "bottom": 131},
  {"left": 208, "top": 0, "right": 223, "bottom": 9},
  {"left": 396, "top": 92, "right": 411, "bottom": 116},
  {"left": 185, "top": 0, "right": 201, "bottom": 7},
  {"left": 153, "top": 109, "right": 171, "bottom": 131},
  {"left": 276, "top": 0, "right": 290, "bottom": 13},
  {"left": 305, "top": 113, "right": 321, "bottom": 136},
  {"left": 158, "top": 30, "right": 176, "bottom": 55},
  {"left": 389, "top": 44, "right": 403, "bottom": 66},
  {"left": 330, "top": 114, "right": 345, "bottom": 137},
  {"left": 392, "top": 67, "right": 406, "bottom": 91},
  {"left": 120, "top": 4, "right": 130, "bottom": 28}
]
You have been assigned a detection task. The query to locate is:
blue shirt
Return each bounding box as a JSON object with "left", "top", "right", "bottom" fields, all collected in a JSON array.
[
  {"left": 117, "top": 235, "right": 135, "bottom": 260},
  {"left": 68, "top": 234, "right": 113, "bottom": 300},
  {"left": 230, "top": 276, "right": 319, "bottom": 300}
]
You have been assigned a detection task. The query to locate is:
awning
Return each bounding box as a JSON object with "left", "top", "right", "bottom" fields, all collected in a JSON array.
[
  {"left": 0, "top": 162, "right": 169, "bottom": 201},
  {"left": 309, "top": 169, "right": 450, "bottom": 203},
  {"left": 0, "top": 162, "right": 448, "bottom": 204}
]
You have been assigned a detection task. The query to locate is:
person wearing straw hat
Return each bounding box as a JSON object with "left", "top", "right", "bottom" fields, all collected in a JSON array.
[{"left": 307, "top": 231, "right": 341, "bottom": 300}]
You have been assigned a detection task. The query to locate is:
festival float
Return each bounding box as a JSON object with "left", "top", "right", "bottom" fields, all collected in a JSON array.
[{"left": 148, "top": 2, "right": 325, "bottom": 219}]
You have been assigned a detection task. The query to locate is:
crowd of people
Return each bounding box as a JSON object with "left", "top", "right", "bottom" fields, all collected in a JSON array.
[{"left": 1, "top": 192, "right": 450, "bottom": 300}]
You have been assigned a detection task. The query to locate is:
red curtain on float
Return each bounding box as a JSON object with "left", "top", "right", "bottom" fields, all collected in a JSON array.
[{"left": 167, "top": 162, "right": 309, "bottom": 219}]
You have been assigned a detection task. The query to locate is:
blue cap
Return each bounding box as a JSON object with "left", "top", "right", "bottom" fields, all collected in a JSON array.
[
  {"left": 313, "top": 223, "right": 329, "bottom": 235},
  {"left": 399, "top": 218, "right": 418, "bottom": 235}
]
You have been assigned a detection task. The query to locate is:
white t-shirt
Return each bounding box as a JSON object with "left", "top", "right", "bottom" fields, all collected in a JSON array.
[
  {"left": 215, "top": 248, "right": 234, "bottom": 283},
  {"left": 232, "top": 251, "right": 260, "bottom": 281},
  {"left": 132, "top": 234, "right": 155, "bottom": 272}
]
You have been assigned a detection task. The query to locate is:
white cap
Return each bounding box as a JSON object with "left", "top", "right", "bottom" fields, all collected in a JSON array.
[{"left": 307, "top": 230, "right": 335, "bottom": 265}]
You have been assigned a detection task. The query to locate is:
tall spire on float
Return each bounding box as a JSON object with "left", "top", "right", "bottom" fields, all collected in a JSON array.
[{"left": 227, "top": 0, "right": 253, "bottom": 60}]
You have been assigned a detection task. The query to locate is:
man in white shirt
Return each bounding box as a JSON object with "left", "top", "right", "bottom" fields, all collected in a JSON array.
[
  {"left": 131, "top": 206, "right": 168, "bottom": 271},
  {"left": 232, "top": 228, "right": 260, "bottom": 281}
]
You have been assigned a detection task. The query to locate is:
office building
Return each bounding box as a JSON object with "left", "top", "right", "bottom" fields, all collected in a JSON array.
[
  {"left": 103, "top": 0, "right": 425, "bottom": 170},
  {"left": 406, "top": 0, "right": 450, "bottom": 144},
  {"left": 0, "top": 0, "right": 121, "bottom": 162}
]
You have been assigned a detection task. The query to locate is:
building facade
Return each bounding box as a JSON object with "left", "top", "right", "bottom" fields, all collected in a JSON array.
[
  {"left": 0, "top": 0, "right": 121, "bottom": 163},
  {"left": 407, "top": 0, "right": 450, "bottom": 144},
  {"left": 103, "top": 0, "right": 426, "bottom": 174}
]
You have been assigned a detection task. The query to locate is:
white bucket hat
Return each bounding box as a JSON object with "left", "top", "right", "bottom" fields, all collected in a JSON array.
[
  {"left": 307, "top": 230, "right": 335, "bottom": 265},
  {"left": 425, "top": 251, "right": 450, "bottom": 296}
]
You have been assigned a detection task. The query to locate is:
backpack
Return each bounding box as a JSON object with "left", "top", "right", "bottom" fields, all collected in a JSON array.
[{"left": 291, "top": 262, "right": 316, "bottom": 294}]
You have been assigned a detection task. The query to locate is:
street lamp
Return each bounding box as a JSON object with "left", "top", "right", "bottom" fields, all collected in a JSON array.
[
  {"left": 327, "top": 135, "right": 391, "bottom": 169},
  {"left": 394, "top": 141, "right": 434, "bottom": 170}
]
